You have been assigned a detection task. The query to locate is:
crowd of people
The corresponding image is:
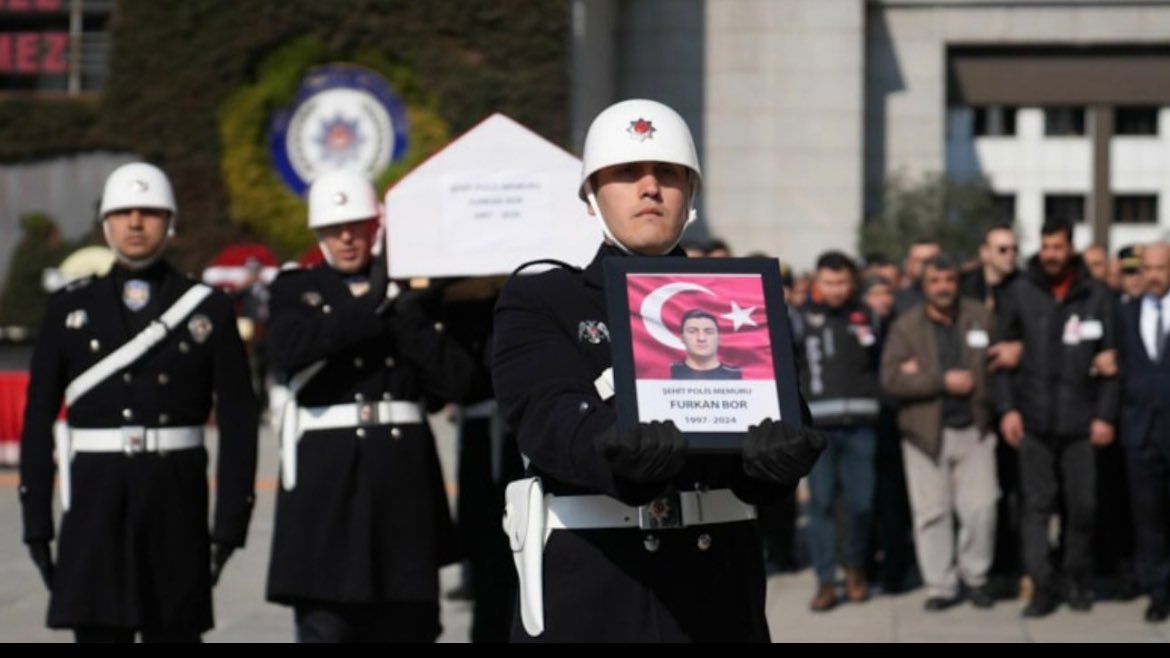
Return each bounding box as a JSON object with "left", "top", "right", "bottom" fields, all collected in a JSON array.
[{"left": 756, "top": 224, "right": 1170, "bottom": 625}]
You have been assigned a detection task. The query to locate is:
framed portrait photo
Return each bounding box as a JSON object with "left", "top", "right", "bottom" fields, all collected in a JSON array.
[{"left": 604, "top": 257, "right": 802, "bottom": 453}]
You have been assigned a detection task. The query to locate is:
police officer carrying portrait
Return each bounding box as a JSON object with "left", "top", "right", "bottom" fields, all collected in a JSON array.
[
  {"left": 19, "top": 162, "right": 260, "bottom": 642},
  {"left": 264, "top": 169, "right": 476, "bottom": 642},
  {"left": 493, "top": 99, "right": 825, "bottom": 642}
]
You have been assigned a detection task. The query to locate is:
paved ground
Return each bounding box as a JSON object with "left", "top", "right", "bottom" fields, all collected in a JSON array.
[{"left": 1, "top": 419, "right": 1167, "bottom": 642}]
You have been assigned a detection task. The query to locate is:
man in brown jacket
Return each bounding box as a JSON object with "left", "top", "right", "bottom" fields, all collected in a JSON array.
[{"left": 881, "top": 254, "right": 999, "bottom": 611}]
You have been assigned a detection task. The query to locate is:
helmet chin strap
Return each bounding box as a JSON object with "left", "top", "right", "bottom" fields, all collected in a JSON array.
[
  {"left": 584, "top": 180, "right": 698, "bottom": 256},
  {"left": 102, "top": 217, "right": 173, "bottom": 271}
]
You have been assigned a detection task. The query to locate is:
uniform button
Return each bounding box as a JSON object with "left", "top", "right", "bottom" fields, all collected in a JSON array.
[
  {"left": 123, "top": 372, "right": 133, "bottom": 383},
  {"left": 246, "top": 495, "right": 255, "bottom": 505},
  {"left": 354, "top": 393, "right": 365, "bottom": 402},
  {"left": 391, "top": 427, "right": 402, "bottom": 440},
  {"left": 19, "top": 485, "right": 27, "bottom": 496},
  {"left": 382, "top": 392, "right": 392, "bottom": 400},
  {"left": 384, "top": 357, "right": 396, "bottom": 367},
  {"left": 354, "top": 357, "right": 364, "bottom": 368},
  {"left": 578, "top": 401, "right": 589, "bottom": 413},
  {"left": 697, "top": 533, "right": 712, "bottom": 551},
  {"left": 322, "top": 304, "right": 333, "bottom": 314},
  {"left": 433, "top": 322, "right": 444, "bottom": 332},
  {"left": 159, "top": 413, "right": 169, "bottom": 424},
  {"left": 643, "top": 534, "right": 660, "bottom": 553},
  {"left": 355, "top": 428, "right": 367, "bottom": 438},
  {"left": 122, "top": 408, "right": 134, "bottom": 421},
  {"left": 89, "top": 339, "right": 100, "bottom": 352},
  {"left": 179, "top": 341, "right": 190, "bottom": 353},
  {"left": 158, "top": 373, "right": 169, "bottom": 385}
]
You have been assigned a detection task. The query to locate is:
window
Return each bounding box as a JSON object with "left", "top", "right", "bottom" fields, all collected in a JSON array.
[
  {"left": 1044, "top": 107, "right": 1086, "bottom": 136},
  {"left": 1045, "top": 194, "right": 1086, "bottom": 224},
  {"left": 991, "top": 194, "right": 1016, "bottom": 223},
  {"left": 973, "top": 106, "right": 1017, "bottom": 137},
  {"left": 1115, "top": 106, "right": 1159, "bottom": 136},
  {"left": 1114, "top": 194, "right": 1158, "bottom": 224}
]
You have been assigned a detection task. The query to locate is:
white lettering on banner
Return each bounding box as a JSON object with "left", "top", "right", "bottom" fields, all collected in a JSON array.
[
  {"left": 637, "top": 379, "right": 781, "bottom": 433},
  {"left": 441, "top": 172, "right": 549, "bottom": 254}
]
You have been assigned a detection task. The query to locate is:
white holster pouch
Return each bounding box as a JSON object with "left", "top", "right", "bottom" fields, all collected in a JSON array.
[
  {"left": 53, "top": 421, "right": 71, "bottom": 512},
  {"left": 503, "top": 476, "right": 549, "bottom": 637},
  {"left": 275, "top": 360, "right": 325, "bottom": 491}
]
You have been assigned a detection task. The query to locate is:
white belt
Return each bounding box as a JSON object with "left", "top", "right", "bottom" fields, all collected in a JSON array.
[
  {"left": 70, "top": 426, "right": 204, "bottom": 454},
  {"left": 298, "top": 400, "right": 423, "bottom": 432},
  {"left": 547, "top": 488, "right": 755, "bottom": 531}
]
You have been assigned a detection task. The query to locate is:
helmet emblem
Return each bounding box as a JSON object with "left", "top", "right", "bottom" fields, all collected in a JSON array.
[
  {"left": 332, "top": 192, "right": 348, "bottom": 206},
  {"left": 627, "top": 118, "right": 656, "bottom": 142},
  {"left": 130, "top": 179, "right": 149, "bottom": 193}
]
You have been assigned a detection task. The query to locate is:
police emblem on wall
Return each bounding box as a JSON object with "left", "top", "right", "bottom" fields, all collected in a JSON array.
[{"left": 269, "top": 64, "right": 410, "bottom": 195}]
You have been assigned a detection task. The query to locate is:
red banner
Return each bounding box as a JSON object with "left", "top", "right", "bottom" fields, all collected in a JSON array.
[
  {"left": 0, "top": 0, "right": 64, "bottom": 12},
  {"left": 0, "top": 31, "right": 67, "bottom": 74}
]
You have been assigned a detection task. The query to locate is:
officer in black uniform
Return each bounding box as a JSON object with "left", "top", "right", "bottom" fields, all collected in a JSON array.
[
  {"left": 264, "top": 169, "right": 475, "bottom": 642},
  {"left": 19, "top": 162, "right": 259, "bottom": 643},
  {"left": 493, "top": 99, "right": 825, "bottom": 642}
]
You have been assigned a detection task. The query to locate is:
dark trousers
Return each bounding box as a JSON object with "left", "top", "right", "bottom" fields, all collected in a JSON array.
[
  {"left": 294, "top": 602, "right": 440, "bottom": 643},
  {"left": 1019, "top": 433, "right": 1096, "bottom": 590},
  {"left": 806, "top": 425, "right": 877, "bottom": 584},
  {"left": 455, "top": 419, "right": 523, "bottom": 643},
  {"left": 873, "top": 405, "right": 914, "bottom": 590},
  {"left": 989, "top": 436, "right": 1022, "bottom": 588},
  {"left": 74, "top": 626, "right": 201, "bottom": 643},
  {"left": 1124, "top": 433, "right": 1170, "bottom": 603},
  {"left": 1094, "top": 438, "right": 1136, "bottom": 579}
]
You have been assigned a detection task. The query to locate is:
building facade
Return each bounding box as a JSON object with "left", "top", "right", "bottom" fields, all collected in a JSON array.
[{"left": 571, "top": 0, "right": 1170, "bottom": 266}]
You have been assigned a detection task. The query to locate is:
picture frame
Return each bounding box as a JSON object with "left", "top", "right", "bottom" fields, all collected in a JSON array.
[{"left": 604, "top": 257, "right": 802, "bottom": 453}]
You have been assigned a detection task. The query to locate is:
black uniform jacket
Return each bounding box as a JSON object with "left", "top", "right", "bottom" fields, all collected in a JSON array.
[
  {"left": 493, "top": 244, "right": 788, "bottom": 642},
  {"left": 20, "top": 261, "right": 259, "bottom": 632},
  {"left": 264, "top": 264, "right": 474, "bottom": 606},
  {"left": 995, "top": 256, "right": 1120, "bottom": 435}
]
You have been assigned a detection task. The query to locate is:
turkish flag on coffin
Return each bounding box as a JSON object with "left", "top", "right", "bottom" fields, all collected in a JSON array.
[{"left": 626, "top": 273, "right": 775, "bottom": 380}]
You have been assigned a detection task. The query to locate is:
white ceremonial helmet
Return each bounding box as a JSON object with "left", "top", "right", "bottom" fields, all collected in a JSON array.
[
  {"left": 98, "top": 162, "right": 178, "bottom": 269},
  {"left": 578, "top": 99, "right": 702, "bottom": 254},
  {"left": 308, "top": 169, "right": 381, "bottom": 229},
  {"left": 306, "top": 169, "right": 383, "bottom": 267}
]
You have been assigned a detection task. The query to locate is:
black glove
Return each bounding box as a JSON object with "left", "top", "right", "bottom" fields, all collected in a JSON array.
[
  {"left": 27, "top": 541, "right": 54, "bottom": 590},
  {"left": 594, "top": 420, "right": 688, "bottom": 484},
  {"left": 210, "top": 542, "right": 235, "bottom": 587},
  {"left": 742, "top": 418, "right": 826, "bottom": 487}
]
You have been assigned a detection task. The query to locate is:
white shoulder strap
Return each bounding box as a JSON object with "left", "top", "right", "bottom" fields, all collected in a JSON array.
[{"left": 64, "top": 284, "right": 214, "bottom": 407}]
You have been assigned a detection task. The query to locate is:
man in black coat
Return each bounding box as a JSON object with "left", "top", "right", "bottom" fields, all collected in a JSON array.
[
  {"left": 19, "top": 162, "right": 259, "bottom": 642},
  {"left": 1118, "top": 241, "right": 1170, "bottom": 623},
  {"left": 996, "top": 219, "right": 1120, "bottom": 617},
  {"left": 264, "top": 169, "right": 476, "bottom": 642},
  {"left": 493, "top": 99, "right": 824, "bottom": 642}
]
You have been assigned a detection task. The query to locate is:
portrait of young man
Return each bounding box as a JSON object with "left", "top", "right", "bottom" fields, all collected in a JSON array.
[{"left": 669, "top": 309, "right": 743, "bottom": 380}]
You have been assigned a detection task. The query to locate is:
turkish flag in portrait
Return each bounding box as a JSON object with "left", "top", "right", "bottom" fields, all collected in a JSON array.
[{"left": 626, "top": 273, "right": 775, "bottom": 380}]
